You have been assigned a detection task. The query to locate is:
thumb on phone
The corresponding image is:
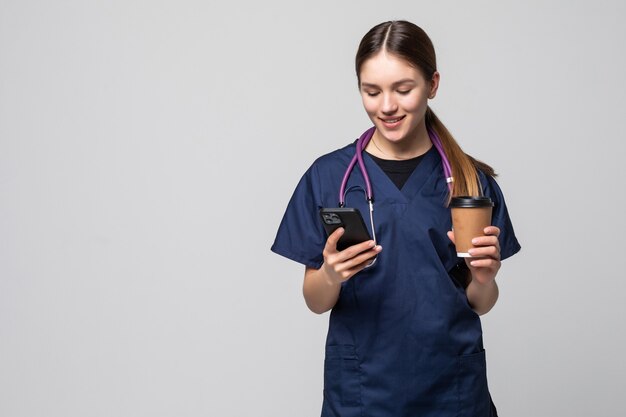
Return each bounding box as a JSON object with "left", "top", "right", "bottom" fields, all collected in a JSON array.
[{"left": 325, "top": 227, "right": 345, "bottom": 254}]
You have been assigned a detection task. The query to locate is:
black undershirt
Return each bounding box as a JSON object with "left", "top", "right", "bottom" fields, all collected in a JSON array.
[{"left": 366, "top": 152, "right": 425, "bottom": 190}]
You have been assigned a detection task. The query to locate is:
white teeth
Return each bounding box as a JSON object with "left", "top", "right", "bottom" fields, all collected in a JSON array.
[{"left": 384, "top": 118, "right": 402, "bottom": 123}]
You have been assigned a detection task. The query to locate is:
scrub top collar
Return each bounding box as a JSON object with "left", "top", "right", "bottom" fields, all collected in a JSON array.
[{"left": 359, "top": 143, "right": 441, "bottom": 204}]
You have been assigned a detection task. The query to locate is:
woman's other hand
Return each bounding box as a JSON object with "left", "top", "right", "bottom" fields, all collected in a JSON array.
[
  {"left": 447, "top": 226, "right": 501, "bottom": 315},
  {"left": 447, "top": 226, "right": 501, "bottom": 285}
]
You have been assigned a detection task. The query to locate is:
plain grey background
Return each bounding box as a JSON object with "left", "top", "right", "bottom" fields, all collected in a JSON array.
[{"left": 1, "top": 0, "right": 625, "bottom": 416}]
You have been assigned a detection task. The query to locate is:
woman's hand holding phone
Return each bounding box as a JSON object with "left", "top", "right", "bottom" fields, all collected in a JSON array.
[
  {"left": 321, "top": 227, "right": 382, "bottom": 285},
  {"left": 303, "top": 212, "right": 383, "bottom": 314}
]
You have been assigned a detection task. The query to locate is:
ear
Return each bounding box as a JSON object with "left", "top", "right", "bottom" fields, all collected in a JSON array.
[{"left": 428, "top": 71, "right": 440, "bottom": 99}]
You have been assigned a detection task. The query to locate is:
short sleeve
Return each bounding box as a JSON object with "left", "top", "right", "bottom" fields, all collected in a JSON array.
[
  {"left": 271, "top": 163, "right": 327, "bottom": 269},
  {"left": 481, "top": 173, "right": 521, "bottom": 260}
]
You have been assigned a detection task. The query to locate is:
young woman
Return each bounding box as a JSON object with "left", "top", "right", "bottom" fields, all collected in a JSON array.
[{"left": 271, "top": 20, "right": 520, "bottom": 417}]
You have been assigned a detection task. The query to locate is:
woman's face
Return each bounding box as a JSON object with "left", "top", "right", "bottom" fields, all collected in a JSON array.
[{"left": 359, "top": 52, "right": 439, "bottom": 145}]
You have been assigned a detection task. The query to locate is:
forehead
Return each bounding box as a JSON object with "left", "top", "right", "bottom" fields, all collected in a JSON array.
[{"left": 359, "top": 51, "right": 425, "bottom": 85}]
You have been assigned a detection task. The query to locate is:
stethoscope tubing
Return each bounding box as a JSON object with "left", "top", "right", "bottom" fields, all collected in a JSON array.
[
  {"left": 339, "top": 126, "right": 454, "bottom": 207},
  {"left": 337, "top": 126, "right": 484, "bottom": 269},
  {"left": 428, "top": 126, "right": 453, "bottom": 184},
  {"left": 339, "top": 127, "right": 375, "bottom": 206},
  {"left": 337, "top": 126, "right": 454, "bottom": 268}
]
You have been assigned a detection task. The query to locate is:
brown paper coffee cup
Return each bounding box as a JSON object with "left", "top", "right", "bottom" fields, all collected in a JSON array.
[{"left": 450, "top": 196, "right": 494, "bottom": 257}]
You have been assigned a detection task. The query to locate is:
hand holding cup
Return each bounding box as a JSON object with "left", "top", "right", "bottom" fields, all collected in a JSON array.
[{"left": 448, "top": 196, "right": 501, "bottom": 285}]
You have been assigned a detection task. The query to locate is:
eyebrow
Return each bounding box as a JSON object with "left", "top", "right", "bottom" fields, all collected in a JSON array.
[{"left": 360, "top": 78, "right": 416, "bottom": 89}]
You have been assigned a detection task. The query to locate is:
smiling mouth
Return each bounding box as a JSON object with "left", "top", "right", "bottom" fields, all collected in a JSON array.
[{"left": 379, "top": 116, "right": 405, "bottom": 124}]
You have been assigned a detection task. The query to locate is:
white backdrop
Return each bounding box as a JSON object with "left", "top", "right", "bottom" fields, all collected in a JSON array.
[{"left": 1, "top": 1, "right": 625, "bottom": 416}]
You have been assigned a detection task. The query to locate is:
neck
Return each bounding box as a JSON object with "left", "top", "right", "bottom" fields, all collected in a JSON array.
[{"left": 366, "top": 123, "right": 432, "bottom": 160}]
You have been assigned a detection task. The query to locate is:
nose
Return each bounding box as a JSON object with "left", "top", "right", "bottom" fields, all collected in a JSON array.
[{"left": 381, "top": 93, "right": 398, "bottom": 115}]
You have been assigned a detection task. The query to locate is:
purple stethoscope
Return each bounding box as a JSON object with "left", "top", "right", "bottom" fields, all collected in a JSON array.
[{"left": 338, "top": 126, "right": 454, "bottom": 261}]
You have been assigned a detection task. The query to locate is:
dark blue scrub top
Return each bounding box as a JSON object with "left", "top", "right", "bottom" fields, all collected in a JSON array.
[{"left": 271, "top": 141, "right": 521, "bottom": 417}]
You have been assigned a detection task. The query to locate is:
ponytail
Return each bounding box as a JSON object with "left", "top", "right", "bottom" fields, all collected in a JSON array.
[{"left": 425, "top": 107, "right": 496, "bottom": 203}]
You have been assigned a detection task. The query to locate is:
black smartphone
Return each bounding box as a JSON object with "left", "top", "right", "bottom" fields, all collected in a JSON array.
[{"left": 319, "top": 207, "right": 373, "bottom": 252}]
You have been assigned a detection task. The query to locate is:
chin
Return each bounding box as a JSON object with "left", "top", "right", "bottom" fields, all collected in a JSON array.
[{"left": 378, "top": 129, "right": 409, "bottom": 143}]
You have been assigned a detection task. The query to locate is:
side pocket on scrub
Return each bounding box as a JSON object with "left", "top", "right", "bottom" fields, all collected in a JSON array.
[
  {"left": 324, "top": 344, "right": 362, "bottom": 407},
  {"left": 457, "top": 349, "right": 491, "bottom": 417}
]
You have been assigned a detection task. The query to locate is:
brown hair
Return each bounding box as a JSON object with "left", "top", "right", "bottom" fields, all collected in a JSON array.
[{"left": 355, "top": 21, "right": 496, "bottom": 200}]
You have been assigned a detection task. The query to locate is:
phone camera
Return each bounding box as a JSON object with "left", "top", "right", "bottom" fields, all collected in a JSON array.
[{"left": 322, "top": 213, "right": 342, "bottom": 225}]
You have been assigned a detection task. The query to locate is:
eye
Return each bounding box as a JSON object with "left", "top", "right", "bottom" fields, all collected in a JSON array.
[
  {"left": 365, "top": 91, "right": 380, "bottom": 97},
  {"left": 397, "top": 89, "right": 412, "bottom": 95}
]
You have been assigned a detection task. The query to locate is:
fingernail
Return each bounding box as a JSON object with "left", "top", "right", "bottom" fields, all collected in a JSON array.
[
  {"left": 470, "top": 260, "right": 477, "bottom": 266},
  {"left": 375, "top": 245, "right": 382, "bottom": 251},
  {"left": 471, "top": 238, "right": 479, "bottom": 244},
  {"left": 468, "top": 249, "right": 475, "bottom": 256}
]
